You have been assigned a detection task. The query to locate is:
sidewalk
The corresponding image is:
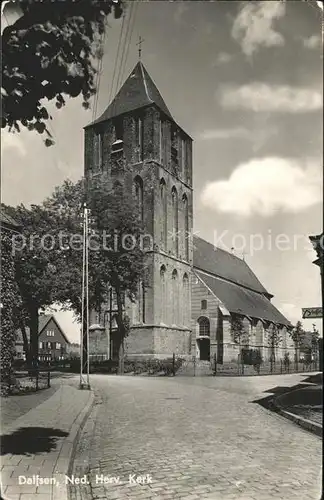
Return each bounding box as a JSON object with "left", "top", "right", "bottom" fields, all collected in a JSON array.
[{"left": 0, "top": 380, "right": 94, "bottom": 500}]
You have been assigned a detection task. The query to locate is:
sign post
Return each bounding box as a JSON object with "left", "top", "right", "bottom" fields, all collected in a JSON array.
[{"left": 302, "top": 307, "right": 323, "bottom": 319}]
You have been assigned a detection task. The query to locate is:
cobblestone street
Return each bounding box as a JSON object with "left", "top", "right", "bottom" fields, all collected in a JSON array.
[{"left": 70, "top": 373, "right": 322, "bottom": 500}]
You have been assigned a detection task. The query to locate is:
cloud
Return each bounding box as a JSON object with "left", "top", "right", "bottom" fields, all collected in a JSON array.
[
  {"left": 1, "top": 132, "right": 27, "bottom": 156},
  {"left": 199, "top": 127, "right": 250, "bottom": 140},
  {"left": 200, "top": 157, "right": 322, "bottom": 217},
  {"left": 303, "top": 34, "right": 322, "bottom": 49},
  {"left": 231, "top": 1, "right": 286, "bottom": 57},
  {"left": 219, "top": 83, "right": 323, "bottom": 113},
  {"left": 213, "top": 51, "right": 233, "bottom": 66},
  {"left": 278, "top": 303, "right": 301, "bottom": 324},
  {"left": 198, "top": 126, "right": 277, "bottom": 153},
  {"left": 174, "top": 3, "right": 189, "bottom": 25}
]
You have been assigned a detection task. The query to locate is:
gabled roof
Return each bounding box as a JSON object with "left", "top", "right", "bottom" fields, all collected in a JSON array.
[
  {"left": 196, "top": 270, "right": 290, "bottom": 327},
  {"left": 16, "top": 314, "right": 71, "bottom": 345},
  {"left": 193, "top": 236, "right": 270, "bottom": 295},
  {"left": 86, "top": 61, "right": 173, "bottom": 128},
  {"left": 38, "top": 314, "right": 70, "bottom": 344},
  {"left": 0, "top": 207, "right": 20, "bottom": 231}
]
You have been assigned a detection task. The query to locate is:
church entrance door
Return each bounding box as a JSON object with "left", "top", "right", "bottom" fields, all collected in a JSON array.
[{"left": 198, "top": 338, "right": 210, "bottom": 361}]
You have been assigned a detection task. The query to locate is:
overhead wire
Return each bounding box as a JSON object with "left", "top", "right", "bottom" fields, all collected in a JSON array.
[
  {"left": 114, "top": 3, "right": 135, "bottom": 95},
  {"left": 108, "top": 10, "right": 127, "bottom": 107},
  {"left": 120, "top": 0, "right": 139, "bottom": 82},
  {"left": 92, "top": 24, "right": 107, "bottom": 122}
]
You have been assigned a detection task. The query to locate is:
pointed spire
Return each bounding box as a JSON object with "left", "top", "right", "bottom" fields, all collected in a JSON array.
[{"left": 86, "top": 62, "right": 173, "bottom": 128}]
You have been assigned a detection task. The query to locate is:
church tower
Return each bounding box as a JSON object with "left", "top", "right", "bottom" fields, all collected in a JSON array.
[{"left": 84, "top": 61, "right": 193, "bottom": 359}]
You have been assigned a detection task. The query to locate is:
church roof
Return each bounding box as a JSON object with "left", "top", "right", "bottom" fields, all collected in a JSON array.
[
  {"left": 193, "top": 236, "right": 269, "bottom": 295},
  {"left": 86, "top": 61, "right": 173, "bottom": 128},
  {"left": 196, "top": 270, "right": 290, "bottom": 326}
]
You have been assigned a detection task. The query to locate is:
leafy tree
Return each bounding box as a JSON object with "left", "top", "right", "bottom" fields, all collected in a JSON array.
[
  {"left": 5, "top": 176, "right": 147, "bottom": 372},
  {"left": 311, "top": 324, "right": 320, "bottom": 349},
  {"left": 266, "top": 323, "right": 282, "bottom": 369},
  {"left": 3, "top": 203, "right": 65, "bottom": 368},
  {"left": 311, "top": 323, "right": 320, "bottom": 362},
  {"left": 1, "top": 0, "right": 123, "bottom": 145},
  {"left": 0, "top": 227, "right": 22, "bottom": 395},
  {"left": 43, "top": 178, "right": 148, "bottom": 373},
  {"left": 231, "top": 314, "right": 249, "bottom": 346},
  {"left": 289, "top": 320, "right": 305, "bottom": 363}
]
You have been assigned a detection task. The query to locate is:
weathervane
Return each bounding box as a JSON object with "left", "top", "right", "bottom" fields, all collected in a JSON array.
[{"left": 136, "top": 35, "right": 144, "bottom": 60}]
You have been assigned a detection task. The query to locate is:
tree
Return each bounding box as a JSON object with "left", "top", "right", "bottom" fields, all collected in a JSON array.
[
  {"left": 0, "top": 227, "right": 22, "bottom": 395},
  {"left": 266, "top": 323, "right": 282, "bottom": 369},
  {"left": 5, "top": 176, "right": 147, "bottom": 372},
  {"left": 3, "top": 203, "right": 65, "bottom": 369},
  {"left": 44, "top": 177, "right": 148, "bottom": 373},
  {"left": 311, "top": 324, "right": 320, "bottom": 362},
  {"left": 231, "top": 314, "right": 248, "bottom": 346},
  {"left": 1, "top": 0, "right": 123, "bottom": 145},
  {"left": 290, "top": 320, "right": 305, "bottom": 364}
]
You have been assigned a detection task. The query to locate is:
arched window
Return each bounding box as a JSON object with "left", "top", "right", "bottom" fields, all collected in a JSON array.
[
  {"left": 160, "top": 265, "right": 166, "bottom": 323},
  {"left": 94, "top": 130, "right": 103, "bottom": 168},
  {"left": 160, "top": 179, "right": 167, "bottom": 250},
  {"left": 182, "top": 273, "right": 189, "bottom": 326},
  {"left": 198, "top": 317, "right": 210, "bottom": 336},
  {"left": 134, "top": 176, "right": 144, "bottom": 222},
  {"left": 182, "top": 194, "right": 189, "bottom": 261},
  {"left": 171, "top": 187, "right": 178, "bottom": 256},
  {"left": 135, "top": 116, "right": 143, "bottom": 161},
  {"left": 172, "top": 269, "right": 178, "bottom": 325}
]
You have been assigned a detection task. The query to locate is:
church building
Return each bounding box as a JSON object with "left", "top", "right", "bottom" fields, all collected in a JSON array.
[{"left": 84, "top": 61, "right": 292, "bottom": 363}]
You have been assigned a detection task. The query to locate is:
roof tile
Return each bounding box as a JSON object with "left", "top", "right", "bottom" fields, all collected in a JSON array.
[
  {"left": 87, "top": 62, "right": 173, "bottom": 127},
  {"left": 193, "top": 236, "right": 269, "bottom": 294},
  {"left": 196, "top": 270, "right": 290, "bottom": 326}
]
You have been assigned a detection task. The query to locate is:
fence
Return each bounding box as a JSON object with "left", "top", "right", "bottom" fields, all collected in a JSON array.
[
  {"left": 174, "top": 344, "right": 320, "bottom": 377},
  {"left": 9, "top": 369, "right": 51, "bottom": 393}
]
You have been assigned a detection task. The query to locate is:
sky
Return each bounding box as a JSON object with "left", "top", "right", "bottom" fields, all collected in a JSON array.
[{"left": 1, "top": 1, "right": 323, "bottom": 342}]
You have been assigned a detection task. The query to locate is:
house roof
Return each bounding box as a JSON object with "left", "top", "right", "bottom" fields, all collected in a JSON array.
[
  {"left": 193, "top": 236, "right": 270, "bottom": 295},
  {"left": 16, "top": 314, "right": 71, "bottom": 344},
  {"left": 196, "top": 270, "right": 291, "bottom": 326},
  {"left": 38, "top": 314, "right": 70, "bottom": 344},
  {"left": 0, "top": 207, "right": 20, "bottom": 231},
  {"left": 86, "top": 61, "right": 173, "bottom": 128}
]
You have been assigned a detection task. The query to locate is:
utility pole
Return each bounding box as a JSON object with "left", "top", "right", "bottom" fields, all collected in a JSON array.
[
  {"left": 109, "top": 287, "right": 113, "bottom": 360},
  {"left": 80, "top": 204, "right": 90, "bottom": 390}
]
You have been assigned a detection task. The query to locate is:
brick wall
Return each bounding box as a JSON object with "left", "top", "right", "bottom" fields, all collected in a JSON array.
[
  {"left": 85, "top": 102, "right": 194, "bottom": 358},
  {"left": 125, "top": 325, "right": 191, "bottom": 359}
]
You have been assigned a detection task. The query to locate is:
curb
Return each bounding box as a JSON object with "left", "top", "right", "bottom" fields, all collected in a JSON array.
[
  {"left": 52, "top": 388, "right": 95, "bottom": 500},
  {"left": 272, "top": 400, "right": 322, "bottom": 437}
]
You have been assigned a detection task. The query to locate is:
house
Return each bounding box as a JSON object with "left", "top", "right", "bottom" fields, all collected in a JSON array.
[{"left": 15, "top": 314, "right": 70, "bottom": 362}]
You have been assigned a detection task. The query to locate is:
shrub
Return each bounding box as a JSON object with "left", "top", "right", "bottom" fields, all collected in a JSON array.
[
  {"left": 90, "top": 360, "right": 118, "bottom": 374},
  {"left": 123, "top": 357, "right": 184, "bottom": 376}
]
